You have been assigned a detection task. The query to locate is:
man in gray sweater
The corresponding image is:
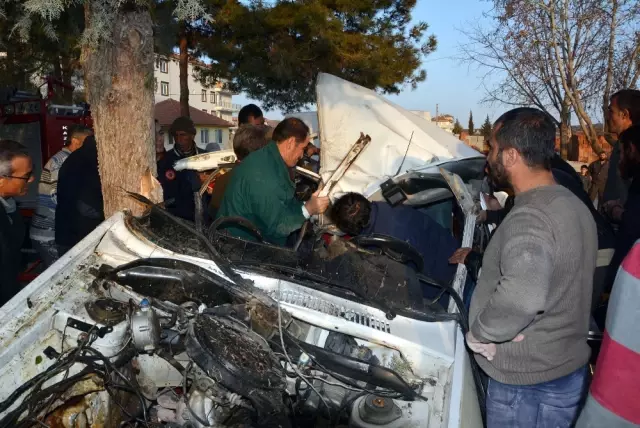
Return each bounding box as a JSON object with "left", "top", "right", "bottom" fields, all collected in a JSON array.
[{"left": 467, "top": 108, "right": 597, "bottom": 428}]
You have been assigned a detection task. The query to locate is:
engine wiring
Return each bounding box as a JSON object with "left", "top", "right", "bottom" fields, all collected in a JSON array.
[
  {"left": 276, "top": 279, "right": 333, "bottom": 417},
  {"left": 0, "top": 320, "right": 153, "bottom": 428}
]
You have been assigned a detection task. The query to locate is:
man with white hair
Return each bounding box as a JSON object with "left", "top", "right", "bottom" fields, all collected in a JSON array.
[
  {"left": 0, "top": 140, "right": 34, "bottom": 305},
  {"left": 30, "top": 125, "right": 92, "bottom": 266}
]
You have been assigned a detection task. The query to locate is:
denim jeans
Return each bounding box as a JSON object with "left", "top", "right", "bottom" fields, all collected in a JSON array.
[{"left": 486, "top": 366, "right": 588, "bottom": 428}]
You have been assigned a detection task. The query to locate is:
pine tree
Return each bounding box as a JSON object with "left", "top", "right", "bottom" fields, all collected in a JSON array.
[
  {"left": 480, "top": 115, "right": 492, "bottom": 139},
  {"left": 468, "top": 111, "right": 475, "bottom": 135},
  {"left": 195, "top": 0, "right": 438, "bottom": 112},
  {"left": 452, "top": 119, "right": 463, "bottom": 135},
  {"left": 8, "top": 0, "right": 438, "bottom": 214}
]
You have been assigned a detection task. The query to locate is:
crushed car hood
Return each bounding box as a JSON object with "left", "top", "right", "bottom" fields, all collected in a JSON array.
[{"left": 316, "top": 73, "right": 481, "bottom": 198}]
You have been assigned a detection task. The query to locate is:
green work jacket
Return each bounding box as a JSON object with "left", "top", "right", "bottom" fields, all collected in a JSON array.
[{"left": 217, "top": 142, "right": 305, "bottom": 246}]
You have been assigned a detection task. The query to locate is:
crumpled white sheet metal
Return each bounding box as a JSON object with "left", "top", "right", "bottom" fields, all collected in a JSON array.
[{"left": 316, "top": 73, "right": 480, "bottom": 198}]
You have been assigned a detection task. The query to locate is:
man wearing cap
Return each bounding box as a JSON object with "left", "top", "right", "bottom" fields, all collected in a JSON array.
[{"left": 157, "top": 116, "right": 204, "bottom": 221}]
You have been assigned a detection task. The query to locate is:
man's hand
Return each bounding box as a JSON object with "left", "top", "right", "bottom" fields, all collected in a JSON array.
[
  {"left": 465, "top": 331, "right": 525, "bottom": 361},
  {"left": 305, "top": 190, "right": 330, "bottom": 215},
  {"left": 449, "top": 247, "right": 472, "bottom": 265},
  {"left": 476, "top": 210, "right": 487, "bottom": 223}
]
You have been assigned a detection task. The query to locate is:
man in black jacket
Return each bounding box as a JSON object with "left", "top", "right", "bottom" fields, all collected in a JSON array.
[
  {"left": 55, "top": 136, "right": 104, "bottom": 255},
  {"left": 602, "top": 89, "right": 640, "bottom": 206},
  {"left": 603, "top": 126, "right": 640, "bottom": 292},
  {"left": 0, "top": 140, "right": 34, "bottom": 305}
]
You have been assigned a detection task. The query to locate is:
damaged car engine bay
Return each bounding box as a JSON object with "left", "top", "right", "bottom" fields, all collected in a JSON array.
[{"left": 0, "top": 252, "right": 439, "bottom": 428}]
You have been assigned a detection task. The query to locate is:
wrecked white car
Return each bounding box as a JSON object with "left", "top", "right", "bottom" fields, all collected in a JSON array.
[{"left": 0, "top": 73, "right": 487, "bottom": 428}]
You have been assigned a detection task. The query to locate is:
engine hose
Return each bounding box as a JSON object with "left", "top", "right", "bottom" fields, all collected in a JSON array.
[
  {"left": 207, "top": 215, "right": 264, "bottom": 242},
  {"left": 416, "top": 273, "right": 487, "bottom": 427}
]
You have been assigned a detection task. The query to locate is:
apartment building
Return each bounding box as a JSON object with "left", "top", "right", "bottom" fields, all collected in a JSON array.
[{"left": 153, "top": 55, "right": 241, "bottom": 122}]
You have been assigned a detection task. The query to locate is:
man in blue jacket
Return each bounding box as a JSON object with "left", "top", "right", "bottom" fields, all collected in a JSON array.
[{"left": 330, "top": 192, "right": 460, "bottom": 307}]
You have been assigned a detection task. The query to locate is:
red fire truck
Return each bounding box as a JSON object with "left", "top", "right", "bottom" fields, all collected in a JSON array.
[{"left": 0, "top": 77, "right": 93, "bottom": 280}]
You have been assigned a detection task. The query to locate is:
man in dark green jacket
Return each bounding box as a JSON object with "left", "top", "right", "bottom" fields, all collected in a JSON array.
[{"left": 217, "top": 118, "right": 329, "bottom": 246}]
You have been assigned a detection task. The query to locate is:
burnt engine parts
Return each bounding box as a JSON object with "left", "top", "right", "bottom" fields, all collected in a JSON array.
[
  {"left": 186, "top": 315, "right": 289, "bottom": 426},
  {"left": 0, "top": 257, "right": 429, "bottom": 427}
]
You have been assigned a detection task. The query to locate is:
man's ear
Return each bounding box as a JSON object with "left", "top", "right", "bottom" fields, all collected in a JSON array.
[{"left": 502, "top": 147, "right": 518, "bottom": 168}]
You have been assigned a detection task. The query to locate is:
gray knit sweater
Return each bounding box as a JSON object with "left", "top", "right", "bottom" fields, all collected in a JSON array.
[{"left": 469, "top": 184, "right": 597, "bottom": 385}]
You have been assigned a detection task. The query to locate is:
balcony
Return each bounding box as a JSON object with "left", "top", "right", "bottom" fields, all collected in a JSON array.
[
  {"left": 211, "top": 101, "right": 241, "bottom": 112},
  {"left": 211, "top": 81, "right": 239, "bottom": 95}
]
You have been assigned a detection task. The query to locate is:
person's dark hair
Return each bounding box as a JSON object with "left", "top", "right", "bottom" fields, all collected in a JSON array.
[
  {"left": 0, "top": 140, "right": 30, "bottom": 177},
  {"left": 611, "top": 89, "right": 640, "bottom": 125},
  {"left": 619, "top": 125, "right": 640, "bottom": 151},
  {"left": 581, "top": 164, "right": 588, "bottom": 169},
  {"left": 233, "top": 124, "right": 270, "bottom": 160},
  {"left": 272, "top": 117, "right": 310, "bottom": 145},
  {"left": 238, "top": 104, "right": 263, "bottom": 125},
  {"left": 330, "top": 193, "right": 372, "bottom": 236},
  {"left": 493, "top": 107, "right": 556, "bottom": 170},
  {"left": 65, "top": 124, "right": 92, "bottom": 146},
  {"left": 169, "top": 116, "right": 196, "bottom": 136}
]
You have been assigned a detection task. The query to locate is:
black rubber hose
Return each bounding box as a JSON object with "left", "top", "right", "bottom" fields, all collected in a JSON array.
[
  {"left": 207, "top": 215, "right": 264, "bottom": 242},
  {"left": 148, "top": 206, "right": 252, "bottom": 287}
]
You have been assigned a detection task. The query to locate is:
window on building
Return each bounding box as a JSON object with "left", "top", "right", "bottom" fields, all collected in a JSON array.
[
  {"left": 159, "top": 60, "right": 168, "bottom": 73},
  {"left": 201, "top": 90, "right": 207, "bottom": 102},
  {"left": 202, "top": 109, "right": 207, "bottom": 113},
  {"left": 216, "top": 129, "right": 223, "bottom": 145},
  {"left": 201, "top": 129, "right": 210, "bottom": 145},
  {"left": 160, "top": 81, "right": 169, "bottom": 96},
  {"left": 210, "top": 92, "right": 215, "bottom": 104}
]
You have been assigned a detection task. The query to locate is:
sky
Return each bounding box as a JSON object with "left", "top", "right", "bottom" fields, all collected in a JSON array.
[{"left": 234, "top": 0, "right": 501, "bottom": 125}]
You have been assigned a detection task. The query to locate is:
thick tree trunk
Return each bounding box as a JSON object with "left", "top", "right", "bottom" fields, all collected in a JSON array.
[
  {"left": 558, "top": 100, "right": 571, "bottom": 160},
  {"left": 179, "top": 25, "right": 190, "bottom": 118},
  {"left": 81, "top": 2, "right": 161, "bottom": 217}
]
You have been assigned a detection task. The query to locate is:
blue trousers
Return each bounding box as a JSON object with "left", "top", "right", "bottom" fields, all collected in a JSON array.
[{"left": 486, "top": 366, "right": 588, "bottom": 428}]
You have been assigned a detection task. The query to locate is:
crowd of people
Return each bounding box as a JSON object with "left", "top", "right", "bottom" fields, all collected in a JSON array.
[{"left": 0, "top": 88, "right": 639, "bottom": 427}]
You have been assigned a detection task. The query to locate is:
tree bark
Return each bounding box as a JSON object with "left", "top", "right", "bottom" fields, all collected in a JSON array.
[
  {"left": 559, "top": 99, "right": 571, "bottom": 159},
  {"left": 179, "top": 24, "right": 190, "bottom": 118},
  {"left": 81, "top": 1, "right": 161, "bottom": 217}
]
